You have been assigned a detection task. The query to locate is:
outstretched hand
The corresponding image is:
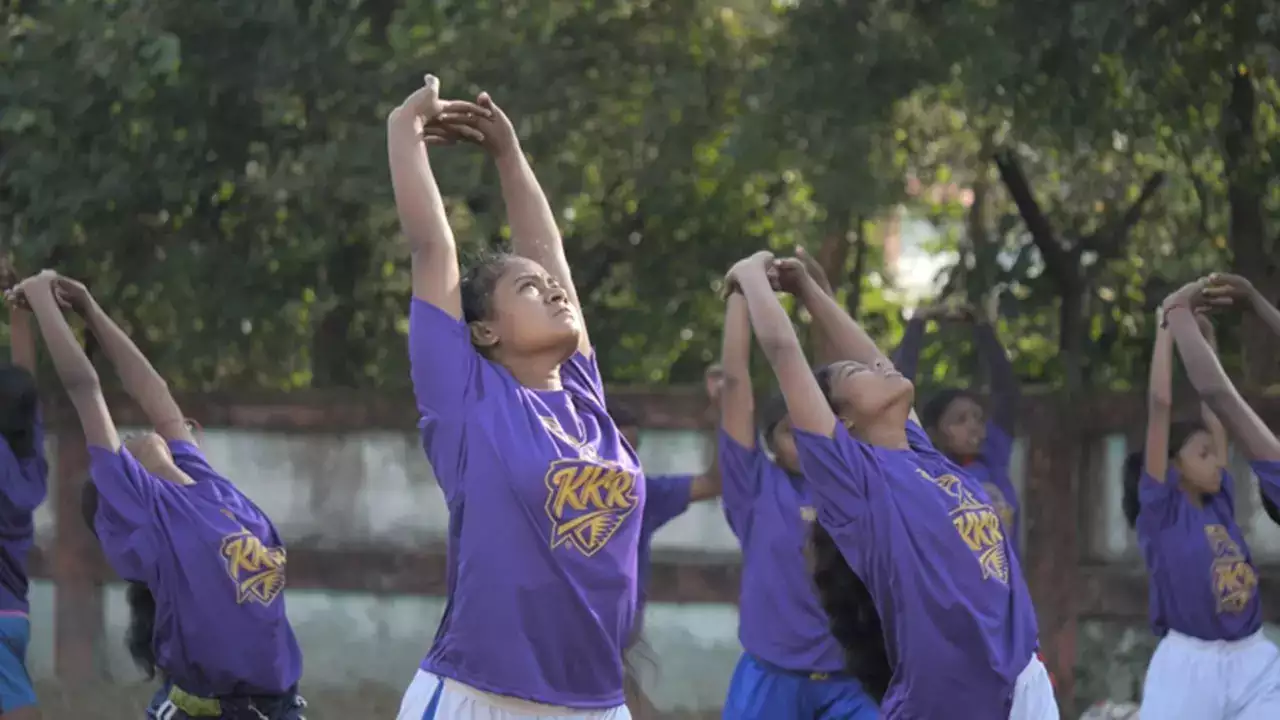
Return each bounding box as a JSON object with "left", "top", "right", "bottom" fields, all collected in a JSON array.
[
  {"left": 1202, "top": 272, "right": 1255, "bottom": 310},
  {"left": 794, "top": 246, "right": 833, "bottom": 295},
  {"left": 724, "top": 250, "right": 775, "bottom": 296},
  {"left": 6, "top": 270, "right": 75, "bottom": 312},
  {"left": 431, "top": 92, "right": 519, "bottom": 158},
  {"left": 392, "top": 74, "right": 491, "bottom": 130}
]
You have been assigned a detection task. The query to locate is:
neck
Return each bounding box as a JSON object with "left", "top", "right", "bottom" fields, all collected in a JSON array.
[
  {"left": 500, "top": 350, "right": 566, "bottom": 391},
  {"left": 858, "top": 423, "right": 910, "bottom": 450}
]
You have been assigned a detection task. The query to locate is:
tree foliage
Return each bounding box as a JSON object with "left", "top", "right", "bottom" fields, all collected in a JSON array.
[{"left": 1, "top": 0, "right": 1277, "bottom": 391}]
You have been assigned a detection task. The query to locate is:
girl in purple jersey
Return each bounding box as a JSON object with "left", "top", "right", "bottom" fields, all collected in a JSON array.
[
  {"left": 725, "top": 249, "right": 1054, "bottom": 719},
  {"left": 1128, "top": 276, "right": 1280, "bottom": 719},
  {"left": 9, "top": 271, "right": 304, "bottom": 720},
  {"left": 0, "top": 260, "right": 45, "bottom": 720},
  {"left": 389, "top": 76, "right": 642, "bottom": 720},
  {"left": 893, "top": 300, "right": 1022, "bottom": 547},
  {"left": 717, "top": 253, "right": 880, "bottom": 719}
]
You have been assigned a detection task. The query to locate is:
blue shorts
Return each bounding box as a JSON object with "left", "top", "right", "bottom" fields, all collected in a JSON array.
[
  {"left": 722, "top": 653, "right": 879, "bottom": 720},
  {"left": 146, "top": 681, "right": 307, "bottom": 720},
  {"left": 0, "top": 614, "right": 36, "bottom": 713}
]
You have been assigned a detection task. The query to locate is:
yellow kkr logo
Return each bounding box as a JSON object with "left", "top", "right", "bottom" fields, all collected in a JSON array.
[
  {"left": 544, "top": 458, "right": 638, "bottom": 556},
  {"left": 1205, "top": 524, "right": 1258, "bottom": 615},
  {"left": 219, "top": 529, "right": 287, "bottom": 606},
  {"left": 982, "top": 482, "right": 1016, "bottom": 535},
  {"left": 919, "top": 470, "right": 1010, "bottom": 585}
]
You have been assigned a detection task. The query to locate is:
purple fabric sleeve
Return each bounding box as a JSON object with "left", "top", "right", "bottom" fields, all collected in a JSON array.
[
  {"left": 643, "top": 474, "right": 693, "bottom": 535},
  {"left": 792, "top": 424, "right": 881, "bottom": 528},
  {"left": 717, "top": 430, "right": 763, "bottom": 540},
  {"left": 88, "top": 446, "right": 161, "bottom": 581},
  {"left": 1250, "top": 461, "right": 1280, "bottom": 509}
]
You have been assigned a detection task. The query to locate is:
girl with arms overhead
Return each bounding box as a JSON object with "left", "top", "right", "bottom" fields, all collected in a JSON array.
[
  {"left": 727, "top": 250, "right": 1054, "bottom": 719},
  {"left": 893, "top": 300, "right": 1021, "bottom": 544},
  {"left": 717, "top": 250, "right": 879, "bottom": 719},
  {"left": 10, "top": 271, "right": 304, "bottom": 720},
  {"left": 388, "top": 76, "right": 642, "bottom": 720},
  {"left": 0, "top": 260, "right": 46, "bottom": 720},
  {"left": 1131, "top": 278, "right": 1280, "bottom": 719}
]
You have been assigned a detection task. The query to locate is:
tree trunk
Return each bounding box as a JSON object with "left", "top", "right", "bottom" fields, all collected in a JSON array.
[
  {"left": 847, "top": 216, "right": 869, "bottom": 316},
  {"left": 1223, "top": 67, "right": 1280, "bottom": 388}
]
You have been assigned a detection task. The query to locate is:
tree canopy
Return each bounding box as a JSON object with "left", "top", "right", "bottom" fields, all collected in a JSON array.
[{"left": 2, "top": 0, "right": 1276, "bottom": 393}]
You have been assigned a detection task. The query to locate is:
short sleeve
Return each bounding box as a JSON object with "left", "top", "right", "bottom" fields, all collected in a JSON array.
[
  {"left": 1250, "top": 461, "right": 1280, "bottom": 509},
  {"left": 88, "top": 446, "right": 160, "bottom": 581},
  {"left": 0, "top": 406, "right": 48, "bottom": 514},
  {"left": 1136, "top": 468, "right": 1184, "bottom": 533},
  {"left": 718, "top": 431, "right": 764, "bottom": 539},
  {"left": 643, "top": 474, "right": 693, "bottom": 535},
  {"left": 560, "top": 349, "right": 607, "bottom": 410},
  {"left": 793, "top": 424, "right": 882, "bottom": 528},
  {"left": 409, "top": 298, "right": 487, "bottom": 421},
  {"left": 168, "top": 441, "right": 218, "bottom": 478}
]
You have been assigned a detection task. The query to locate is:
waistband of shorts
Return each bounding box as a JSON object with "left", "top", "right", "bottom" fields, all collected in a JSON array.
[
  {"left": 748, "top": 654, "right": 849, "bottom": 682},
  {"left": 1164, "top": 628, "right": 1268, "bottom": 651},
  {"left": 443, "top": 677, "right": 590, "bottom": 716},
  {"left": 164, "top": 681, "right": 303, "bottom": 717}
]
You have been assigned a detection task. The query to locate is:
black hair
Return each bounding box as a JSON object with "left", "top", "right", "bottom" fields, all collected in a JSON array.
[
  {"left": 459, "top": 250, "right": 519, "bottom": 325},
  {"left": 81, "top": 480, "right": 159, "bottom": 679},
  {"left": 759, "top": 392, "right": 790, "bottom": 448},
  {"left": 920, "top": 388, "right": 981, "bottom": 433},
  {"left": 1122, "top": 420, "right": 1207, "bottom": 528},
  {"left": 810, "top": 522, "right": 891, "bottom": 701},
  {"left": 0, "top": 364, "right": 39, "bottom": 459},
  {"left": 1262, "top": 491, "right": 1280, "bottom": 526},
  {"left": 611, "top": 405, "right": 639, "bottom": 429}
]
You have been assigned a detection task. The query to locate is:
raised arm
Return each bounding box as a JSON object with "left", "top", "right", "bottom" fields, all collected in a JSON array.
[
  {"left": 734, "top": 254, "right": 836, "bottom": 437},
  {"left": 720, "top": 292, "right": 756, "bottom": 448},
  {"left": 1143, "top": 312, "right": 1176, "bottom": 482},
  {"left": 55, "top": 277, "right": 194, "bottom": 444},
  {"left": 973, "top": 307, "right": 1019, "bottom": 434},
  {"left": 13, "top": 273, "right": 119, "bottom": 451},
  {"left": 1194, "top": 312, "right": 1229, "bottom": 461},
  {"left": 445, "top": 94, "right": 588, "bottom": 354},
  {"left": 690, "top": 365, "right": 724, "bottom": 501},
  {"left": 387, "top": 75, "right": 488, "bottom": 319},
  {"left": 1165, "top": 281, "right": 1280, "bottom": 462},
  {"left": 795, "top": 247, "right": 840, "bottom": 365},
  {"left": 1205, "top": 272, "right": 1280, "bottom": 339}
]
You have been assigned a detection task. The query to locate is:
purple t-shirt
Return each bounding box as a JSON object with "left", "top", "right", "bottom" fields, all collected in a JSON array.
[
  {"left": 410, "top": 299, "right": 646, "bottom": 709},
  {"left": 719, "top": 431, "right": 845, "bottom": 674},
  {"left": 963, "top": 422, "right": 1019, "bottom": 550},
  {"left": 88, "top": 441, "right": 302, "bottom": 696},
  {"left": 1137, "top": 468, "right": 1261, "bottom": 641},
  {"left": 1254, "top": 460, "right": 1280, "bottom": 510},
  {"left": 630, "top": 473, "right": 693, "bottom": 645},
  {"left": 0, "top": 407, "right": 47, "bottom": 613},
  {"left": 793, "top": 421, "right": 1038, "bottom": 719}
]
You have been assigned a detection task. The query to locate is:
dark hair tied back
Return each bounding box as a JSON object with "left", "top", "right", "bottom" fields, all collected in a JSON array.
[
  {"left": 1122, "top": 420, "right": 1207, "bottom": 528},
  {"left": 921, "top": 388, "right": 979, "bottom": 432},
  {"left": 0, "top": 365, "right": 38, "bottom": 459},
  {"left": 460, "top": 250, "right": 517, "bottom": 325},
  {"left": 80, "top": 481, "right": 159, "bottom": 678},
  {"left": 810, "top": 522, "right": 891, "bottom": 702}
]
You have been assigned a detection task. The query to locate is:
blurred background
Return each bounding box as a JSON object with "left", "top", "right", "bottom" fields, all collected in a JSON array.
[{"left": 2, "top": 0, "right": 1280, "bottom": 717}]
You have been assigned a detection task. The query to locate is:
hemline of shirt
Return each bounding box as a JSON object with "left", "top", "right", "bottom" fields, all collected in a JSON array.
[{"left": 419, "top": 656, "right": 626, "bottom": 710}]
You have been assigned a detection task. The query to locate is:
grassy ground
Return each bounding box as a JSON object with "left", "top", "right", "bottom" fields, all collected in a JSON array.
[{"left": 33, "top": 681, "right": 720, "bottom": 719}]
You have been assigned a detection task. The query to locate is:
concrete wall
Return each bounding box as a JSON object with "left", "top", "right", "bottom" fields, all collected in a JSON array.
[{"left": 25, "top": 427, "right": 1280, "bottom": 713}]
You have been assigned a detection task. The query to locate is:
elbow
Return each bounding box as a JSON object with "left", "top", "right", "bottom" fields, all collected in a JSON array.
[{"left": 756, "top": 332, "right": 802, "bottom": 365}]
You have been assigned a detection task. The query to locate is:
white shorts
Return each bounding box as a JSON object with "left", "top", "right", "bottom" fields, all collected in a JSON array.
[
  {"left": 396, "top": 670, "right": 633, "bottom": 720},
  {"left": 1140, "top": 630, "right": 1280, "bottom": 720},
  {"left": 1010, "top": 654, "right": 1059, "bottom": 720}
]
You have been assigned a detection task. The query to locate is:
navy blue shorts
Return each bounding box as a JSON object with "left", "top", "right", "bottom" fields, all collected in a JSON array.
[
  {"left": 146, "top": 681, "right": 307, "bottom": 720},
  {"left": 0, "top": 614, "right": 37, "bottom": 713},
  {"left": 722, "top": 653, "right": 879, "bottom": 719}
]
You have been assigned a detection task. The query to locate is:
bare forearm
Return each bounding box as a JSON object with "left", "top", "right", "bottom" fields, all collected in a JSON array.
[
  {"left": 1149, "top": 324, "right": 1174, "bottom": 409},
  {"left": 1168, "top": 308, "right": 1280, "bottom": 461},
  {"left": 9, "top": 309, "right": 35, "bottom": 374},
  {"left": 26, "top": 287, "right": 98, "bottom": 390},
  {"left": 388, "top": 112, "right": 455, "bottom": 255},
  {"left": 719, "top": 293, "right": 755, "bottom": 445},
  {"left": 740, "top": 272, "right": 804, "bottom": 364},
  {"left": 83, "top": 303, "right": 171, "bottom": 407},
  {"left": 495, "top": 151, "right": 574, "bottom": 295},
  {"left": 797, "top": 279, "right": 885, "bottom": 366},
  {"left": 1251, "top": 288, "right": 1280, "bottom": 338}
]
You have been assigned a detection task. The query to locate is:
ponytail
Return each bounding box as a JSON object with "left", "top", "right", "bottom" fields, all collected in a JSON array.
[{"left": 809, "top": 523, "right": 891, "bottom": 701}]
